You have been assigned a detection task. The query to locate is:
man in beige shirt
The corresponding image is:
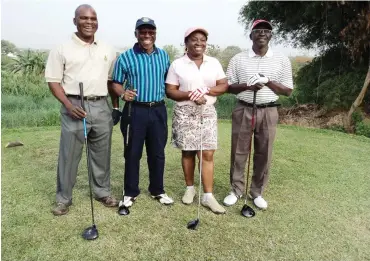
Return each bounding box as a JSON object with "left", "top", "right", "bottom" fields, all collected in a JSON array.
[{"left": 45, "top": 4, "right": 118, "bottom": 215}]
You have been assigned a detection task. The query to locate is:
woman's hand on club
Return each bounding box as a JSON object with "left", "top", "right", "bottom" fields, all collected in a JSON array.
[
  {"left": 194, "top": 96, "right": 207, "bottom": 105},
  {"left": 189, "top": 86, "right": 210, "bottom": 101}
]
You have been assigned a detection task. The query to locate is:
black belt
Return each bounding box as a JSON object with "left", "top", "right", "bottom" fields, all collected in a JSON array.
[
  {"left": 132, "top": 100, "right": 165, "bottom": 107},
  {"left": 67, "top": 95, "right": 107, "bottom": 101},
  {"left": 238, "top": 100, "right": 281, "bottom": 108}
]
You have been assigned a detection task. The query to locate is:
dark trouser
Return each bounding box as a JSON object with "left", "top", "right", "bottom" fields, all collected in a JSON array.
[
  {"left": 120, "top": 102, "right": 168, "bottom": 197},
  {"left": 56, "top": 97, "right": 113, "bottom": 204},
  {"left": 229, "top": 102, "right": 278, "bottom": 198}
]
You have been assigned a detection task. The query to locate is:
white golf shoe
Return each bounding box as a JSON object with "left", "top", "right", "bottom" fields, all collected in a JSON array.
[
  {"left": 152, "top": 193, "right": 174, "bottom": 205},
  {"left": 253, "top": 196, "right": 268, "bottom": 209},
  {"left": 119, "top": 196, "right": 137, "bottom": 208},
  {"left": 223, "top": 191, "right": 242, "bottom": 206}
]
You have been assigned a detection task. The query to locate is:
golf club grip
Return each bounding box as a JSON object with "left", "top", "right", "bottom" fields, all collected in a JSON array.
[{"left": 79, "top": 82, "right": 85, "bottom": 110}]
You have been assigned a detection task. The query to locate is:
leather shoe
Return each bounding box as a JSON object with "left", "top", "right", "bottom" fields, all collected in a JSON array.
[
  {"left": 52, "top": 202, "right": 72, "bottom": 216},
  {"left": 96, "top": 196, "right": 118, "bottom": 207}
]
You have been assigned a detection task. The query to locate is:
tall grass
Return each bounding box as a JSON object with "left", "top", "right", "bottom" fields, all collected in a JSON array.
[
  {"left": 1, "top": 95, "right": 60, "bottom": 128},
  {"left": 1, "top": 72, "right": 239, "bottom": 128}
]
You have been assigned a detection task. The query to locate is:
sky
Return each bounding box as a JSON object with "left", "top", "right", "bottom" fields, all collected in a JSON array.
[{"left": 1, "top": 0, "right": 314, "bottom": 56}]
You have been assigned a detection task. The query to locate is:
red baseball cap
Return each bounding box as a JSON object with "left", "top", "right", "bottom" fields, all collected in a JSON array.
[{"left": 251, "top": 19, "right": 272, "bottom": 30}]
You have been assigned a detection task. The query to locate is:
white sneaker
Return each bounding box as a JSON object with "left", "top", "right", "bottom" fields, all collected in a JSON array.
[
  {"left": 119, "top": 196, "right": 137, "bottom": 208},
  {"left": 201, "top": 195, "right": 226, "bottom": 214},
  {"left": 253, "top": 196, "right": 268, "bottom": 209},
  {"left": 152, "top": 193, "right": 174, "bottom": 205},
  {"left": 223, "top": 192, "right": 241, "bottom": 206},
  {"left": 182, "top": 187, "right": 196, "bottom": 204}
]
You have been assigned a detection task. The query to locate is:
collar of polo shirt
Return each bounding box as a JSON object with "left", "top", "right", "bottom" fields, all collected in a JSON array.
[
  {"left": 248, "top": 47, "right": 273, "bottom": 58},
  {"left": 133, "top": 43, "right": 159, "bottom": 54},
  {"left": 72, "top": 33, "right": 98, "bottom": 46},
  {"left": 183, "top": 54, "right": 211, "bottom": 63}
]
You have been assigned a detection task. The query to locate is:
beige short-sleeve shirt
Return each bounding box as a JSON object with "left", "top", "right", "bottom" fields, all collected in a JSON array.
[
  {"left": 45, "top": 33, "right": 116, "bottom": 96},
  {"left": 166, "top": 54, "right": 226, "bottom": 106}
]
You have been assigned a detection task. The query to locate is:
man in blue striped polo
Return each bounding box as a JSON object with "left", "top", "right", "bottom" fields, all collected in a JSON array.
[
  {"left": 223, "top": 20, "right": 293, "bottom": 210},
  {"left": 111, "top": 17, "right": 173, "bottom": 213}
]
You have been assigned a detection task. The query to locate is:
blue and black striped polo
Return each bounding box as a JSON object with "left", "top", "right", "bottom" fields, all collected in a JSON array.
[{"left": 112, "top": 43, "right": 170, "bottom": 102}]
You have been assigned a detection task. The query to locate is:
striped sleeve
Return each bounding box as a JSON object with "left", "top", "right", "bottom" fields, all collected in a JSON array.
[
  {"left": 280, "top": 56, "right": 294, "bottom": 89},
  {"left": 226, "top": 54, "right": 239, "bottom": 85},
  {"left": 112, "top": 54, "right": 127, "bottom": 84}
]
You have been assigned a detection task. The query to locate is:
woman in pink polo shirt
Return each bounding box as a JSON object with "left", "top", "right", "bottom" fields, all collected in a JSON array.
[{"left": 165, "top": 27, "right": 228, "bottom": 214}]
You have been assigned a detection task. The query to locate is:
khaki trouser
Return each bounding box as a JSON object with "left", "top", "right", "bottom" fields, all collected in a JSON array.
[
  {"left": 56, "top": 97, "right": 113, "bottom": 204},
  {"left": 229, "top": 102, "right": 278, "bottom": 198}
]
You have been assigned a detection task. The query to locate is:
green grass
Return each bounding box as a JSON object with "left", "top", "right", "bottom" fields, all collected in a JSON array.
[{"left": 2, "top": 123, "right": 370, "bottom": 261}]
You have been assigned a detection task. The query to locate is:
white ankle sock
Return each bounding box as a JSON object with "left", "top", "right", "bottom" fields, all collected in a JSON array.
[
  {"left": 203, "top": 193, "right": 213, "bottom": 201},
  {"left": 187, "top": 186, "right": 194, "bottom": 190}
]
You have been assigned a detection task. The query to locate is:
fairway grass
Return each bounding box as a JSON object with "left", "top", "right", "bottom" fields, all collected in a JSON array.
[{"left": 2, "top": 122, "right": 370, "bottom": 261}]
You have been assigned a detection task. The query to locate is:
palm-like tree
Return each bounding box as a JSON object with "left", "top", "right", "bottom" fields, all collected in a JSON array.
[{"left": 9, "top": 49, "right": 47, "bottom": 75}]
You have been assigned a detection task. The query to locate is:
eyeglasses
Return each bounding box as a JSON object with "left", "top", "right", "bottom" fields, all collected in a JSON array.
[
  {"left": 252, "top": 29, "right": 272, "bottom": 35},
  {"left": 137, "top": 30, "right": 156, "bottom": 36}
]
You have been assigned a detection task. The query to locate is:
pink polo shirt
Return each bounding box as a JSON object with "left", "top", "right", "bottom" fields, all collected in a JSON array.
[{"left": 166, "top": 54, "right": 226, "bottom": 106}]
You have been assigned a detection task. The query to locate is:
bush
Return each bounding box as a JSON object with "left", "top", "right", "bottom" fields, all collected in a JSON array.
[
  {"left": 355, "top": 120, "right": 370, "bottom": 138},
  {"left": 294, "top": 47, "right": 369, "bottom": 109}
]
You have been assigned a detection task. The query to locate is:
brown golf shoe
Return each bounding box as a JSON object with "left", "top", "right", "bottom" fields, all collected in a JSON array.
[
  {"left": 52, "top": 202, "right": 71, "bottom": 216},
  {"left": 96, "top": 196, "right": 118, "bottom": 207}
]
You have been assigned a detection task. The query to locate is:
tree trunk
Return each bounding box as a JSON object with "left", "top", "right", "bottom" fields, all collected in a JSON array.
[{"left": 344, "top": 65, "right": 370, "bottom": 132}]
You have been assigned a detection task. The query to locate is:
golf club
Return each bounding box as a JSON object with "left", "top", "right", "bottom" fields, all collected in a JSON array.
[
  {"left": 118, "top": 85, "right": 134, "bottom": 216},
  {"left": 241, "top": 90, "right": 256, "bottom": 218},
  {"left": 187, "top": 105, "right": 204, "bottom": 230},
  {"left": 79, "top": 82, "right": 99, "bottom": 240},
  {"left": 125, "top": 85, "right": 134, "bottom": 146}
]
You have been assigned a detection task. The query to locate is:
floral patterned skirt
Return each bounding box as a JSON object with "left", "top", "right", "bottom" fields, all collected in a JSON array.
[{"left": 171, "top": 104, "right": 217, "bottom": 151}]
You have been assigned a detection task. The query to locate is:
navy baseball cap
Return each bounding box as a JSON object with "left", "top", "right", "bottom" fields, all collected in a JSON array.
[{"left": 135, "top": 17, "right": 156, "bottom": 29}]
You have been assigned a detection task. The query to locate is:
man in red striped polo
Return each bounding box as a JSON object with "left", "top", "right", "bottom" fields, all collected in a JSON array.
[{"left": 223, "top": 20, "right": 293, "bottom": 210}]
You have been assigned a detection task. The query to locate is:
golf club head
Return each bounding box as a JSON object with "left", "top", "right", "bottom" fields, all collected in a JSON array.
[
  {"left": 241, "top": 204, "right": 256, "bottom": 218},
  {"left": 187, "top": 219, "right": 199, "bottom": 230},
  {"left": 118, "top": 205, "right": 130, "bottom": 216},
  {"left": 82, "top": 225, "right": 98, "bottom": 240}
]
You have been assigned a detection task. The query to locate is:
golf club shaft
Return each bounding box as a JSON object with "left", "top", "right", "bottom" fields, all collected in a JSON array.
[
  {"left": 126, "top": 102, "right": 132, "bottom": 146},
  {"left": 197, "top": 105, "right": 204, "bottom": 220},
  {"left": 125, "top": 86, "right": 134, "bottom": 146},
  {"left": 79, "top": 82, "right": 96, "bottom": 226},
  {"left": 244, "top": 91, "right": 257, "bottom": 204}
]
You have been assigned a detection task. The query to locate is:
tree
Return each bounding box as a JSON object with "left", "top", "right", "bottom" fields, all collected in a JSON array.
[
  {"left": 219, "top": 46, "right": 242, "bottom": 71},
  {"left": 162, "top": 45, "right": 180, "bottom": 63},
  {"left": 239, "top": 1, "right": 370, "bottom": 132},
  {"left": 9, "top": 49, "right": 47, "bottom": 75},
  {"left": 340, "top": 4, "right": 370, "bottom": 131},
  {"left": 206, "top": 44, "right": 221, "bottom": 59},
  {"left": 1, "top": 40, "right": 17, "bottom": 55}
]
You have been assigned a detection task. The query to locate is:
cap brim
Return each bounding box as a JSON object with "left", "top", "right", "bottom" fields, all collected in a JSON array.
[
  {"left": 184, "top": 28, "right": 208, "bottom": 38},
  {"left": 252, "top": 21, "right": 272, "bottom": 30}
]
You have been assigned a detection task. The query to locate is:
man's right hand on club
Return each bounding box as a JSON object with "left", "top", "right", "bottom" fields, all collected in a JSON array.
[
  {"left": 66, "top": 104, "right": 86, "bottom": 120},
  {"left": 249, "top": 82, "right": 265, "bottom": 91},
  {"left": 122, "top": 90, "right": 137, "bottom": 102}
]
